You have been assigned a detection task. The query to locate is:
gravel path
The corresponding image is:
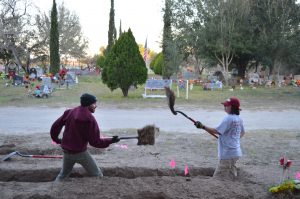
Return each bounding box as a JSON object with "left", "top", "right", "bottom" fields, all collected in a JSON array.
[{"left": 0, "top": 107, "right": 299, "bottom": 134}]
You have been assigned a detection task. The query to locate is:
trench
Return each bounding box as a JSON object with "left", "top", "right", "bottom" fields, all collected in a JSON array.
[{"left": 0, "top": 167, "right": 215, "bottom": 182}]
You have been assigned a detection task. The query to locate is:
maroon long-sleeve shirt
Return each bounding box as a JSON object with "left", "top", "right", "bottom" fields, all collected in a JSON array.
[{"left": 50, "top": 106, "right": 113, "bottom": 153}]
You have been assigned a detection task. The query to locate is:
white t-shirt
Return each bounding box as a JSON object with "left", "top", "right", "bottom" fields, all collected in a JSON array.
[{"left": 215, "top": 114, "right": 245, "bottom": 159}]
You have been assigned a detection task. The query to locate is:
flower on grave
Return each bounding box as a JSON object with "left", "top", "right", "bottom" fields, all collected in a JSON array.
[
  {"left": 269, "top": 180, "right": 295, "bottom": 193},
  {"left": 279, "top": 157, "right": 284, "bottom": 166},
  {"left": 286, "top": 160, "right": 292, "bottom": 168}
]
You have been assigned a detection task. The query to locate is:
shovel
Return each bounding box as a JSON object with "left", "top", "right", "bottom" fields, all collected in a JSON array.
[
  {"left": 165, "top": 87, "right": 218, "bottom": 139},
  {"left": 1, "top": 151, "right": 63, "bottom": 161},
  {"left": 119, "top": 136, "right": 138, "bottom": 140}
]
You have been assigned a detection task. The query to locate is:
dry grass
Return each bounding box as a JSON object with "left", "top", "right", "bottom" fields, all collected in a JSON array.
[{"left": 1, "top": 75, "right": 300, "bottom": 110}]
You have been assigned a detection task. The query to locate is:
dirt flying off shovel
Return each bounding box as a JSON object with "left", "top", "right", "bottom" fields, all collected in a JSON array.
[{"left": 165, "top": 87, "right": 218, "bottom": 139}]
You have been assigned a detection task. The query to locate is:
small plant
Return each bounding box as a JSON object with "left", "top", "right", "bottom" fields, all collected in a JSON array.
[{"left": 269, "top": 156, "right": 300, "bottom": 195}]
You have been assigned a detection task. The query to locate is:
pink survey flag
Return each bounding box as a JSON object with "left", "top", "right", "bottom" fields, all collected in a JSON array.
[
  {"left": 295, "top": 172, "right": 300, "bottom": 180},
  {"left": 169, "top": 159, "right": 175, "bottom": 169},
  {"left": 184, "top": 165, "right": 189, "bottom": 176},
  {"left": 51, "top": 140, "right": 57, "bottom": 145}
]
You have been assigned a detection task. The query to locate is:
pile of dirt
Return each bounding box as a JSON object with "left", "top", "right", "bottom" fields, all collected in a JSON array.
[{"left": 0, "top": 130, "right": 299, "bottom": 199}]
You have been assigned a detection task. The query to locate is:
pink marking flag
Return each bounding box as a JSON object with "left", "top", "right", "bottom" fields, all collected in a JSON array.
[
  {"left": 51, "top": 140, "right": 57, "bottom": 145},
  {"left": 295, "top": 172, "right": 300, "bottom": 180},
  {"left": 184, "top": 165, "right": 189, "bottom": 176},
  {"left": 169, "top": 159, "right": 176, "bottom": 169}
]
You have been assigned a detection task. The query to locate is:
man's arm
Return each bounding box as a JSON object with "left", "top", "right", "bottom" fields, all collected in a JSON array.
[
  {"left": 87, "top": 119, "right": 113, "bottom": 148},
  {"left": 50, "top": 111, "right": 68, "bottom": 144}
]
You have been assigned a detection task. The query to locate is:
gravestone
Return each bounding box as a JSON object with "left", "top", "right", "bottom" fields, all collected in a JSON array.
[{"left": 142, "top": 79, "right": 172, "bottom": 98}]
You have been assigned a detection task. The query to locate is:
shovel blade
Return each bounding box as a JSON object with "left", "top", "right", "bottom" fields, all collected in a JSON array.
[{"left": 1, "top": 151, "right": 18, "bottom": 161}]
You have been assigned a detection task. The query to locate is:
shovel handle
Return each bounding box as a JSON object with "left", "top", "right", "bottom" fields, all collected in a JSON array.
[
  {"left": 31, "top": 155, "right": 62, "bottom": 159},
  {"left": 176, "top": 111, "right": 218, "bottom": 139},
  {"left": 176, "top": 111, "right": 196, "bottom": 123},
  {"left": 203, "top": 130, "right": 218, "bottom": 139},
  {"left": 119, "top": 136, "right": 138, "bottom": 140},
  {"left": 16, "top": 152, "right": 62, "bottom": 159}
]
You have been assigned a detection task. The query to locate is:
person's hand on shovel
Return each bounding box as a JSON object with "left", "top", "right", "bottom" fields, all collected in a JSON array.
[
  {"left": 194, "top": 121, "right": 218, "bottom": 139},
  {"left": 111, "top": 136, "right": 120, "bottom": 143},
  {"left": 194, "top": 121, "right": 205, "bottom": 129}
]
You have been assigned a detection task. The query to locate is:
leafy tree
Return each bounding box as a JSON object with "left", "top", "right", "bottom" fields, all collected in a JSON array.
[
  {"left": 56, "top": 3, "right": 88, "bottom": 62},
  {"left": 50, "top": 0, "right": 60, "bottom": 74},
  {"left": 171, "top": 0, "right": 208, "bottom": 77},
  {"left": 0, "top": 0, "right": 49, "bottom": 74},
  {"left": 202, "top": 0, "right": 251, "bottom": 82},
  {"left": 150, "top": 52, "right": 163, "bottom": 75},
  {"left": 0, "top": 49, "right": 13, "bottom": 65},
  {"left": 102, "top": 29, "right": 147, "bottom": 97},
  {"left": 96, "top": 55, "right": 106, "bottom": 69},
  {"left": 106, "top": 0, "right": 117, "bottom": 55},
  {"left": 250, "top": 0, "right": 300, "bottom": 78},
  {"left": 0, "top": 0, "right": 88, "bottom": 74},
  {"left": 170, "top": 0, "right": 300, "bottom": 80}
]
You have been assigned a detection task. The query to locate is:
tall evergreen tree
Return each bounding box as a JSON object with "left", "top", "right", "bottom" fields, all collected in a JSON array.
[
  {"left": 162, "top": 0, "right": 176, "bottom": 79},
  {"left": 49, "top": 0, "right": 60, "bottom": 74},
  {"left": 119, "top": 20, "right": 122, "bottom": 38},
  {"left": 102, "top": 29, "right": 147, "bottom": 97},
  {"left": 106, "top": 0, "right": 117, "bottom": 55}
]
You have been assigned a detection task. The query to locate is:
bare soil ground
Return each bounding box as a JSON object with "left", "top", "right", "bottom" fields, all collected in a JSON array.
[{"left": 1, "top": 129, "right": 300, "bottom": 199}]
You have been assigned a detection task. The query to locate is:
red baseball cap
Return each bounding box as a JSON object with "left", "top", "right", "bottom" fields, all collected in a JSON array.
[{"left": 221, "top": 97, "right": 241, "bottom": 109}]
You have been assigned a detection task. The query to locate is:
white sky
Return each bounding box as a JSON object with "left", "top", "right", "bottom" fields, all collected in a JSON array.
[{"left": 33, "top": 0, "right": 164, "bottom": 55}]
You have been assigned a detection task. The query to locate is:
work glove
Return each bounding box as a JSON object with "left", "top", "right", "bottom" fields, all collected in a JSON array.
[
  {"left": 53, "top": 138, "right": 62, "bottom": 144},
  {"left": 111, "top": 136, "right": 120, "bottom": 143},
  {"left": 194, "top": 121, "right": 205, "bottom": 129}
]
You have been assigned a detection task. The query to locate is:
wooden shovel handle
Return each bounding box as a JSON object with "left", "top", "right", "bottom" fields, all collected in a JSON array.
[{"left": 119, "top": 136, "right": 138, "bottom": 140}]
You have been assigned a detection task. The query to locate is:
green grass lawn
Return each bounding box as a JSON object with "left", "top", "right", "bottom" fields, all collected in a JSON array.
[{"left": 0, "top": 75, "right": 299, "bottom": 109}]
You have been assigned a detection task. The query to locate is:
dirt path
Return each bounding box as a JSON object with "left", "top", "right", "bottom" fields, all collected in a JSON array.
[{"left": 0, "top": 107, "right": 299, "bottom": 134}]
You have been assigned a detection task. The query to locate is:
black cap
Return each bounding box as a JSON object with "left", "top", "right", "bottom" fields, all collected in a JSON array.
[{"left": 80, "top": 93, "right": 97, "bottom": 107}]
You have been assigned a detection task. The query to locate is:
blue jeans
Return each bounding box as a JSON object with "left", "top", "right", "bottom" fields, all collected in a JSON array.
[{"left": 55, "top": 150, "right": 103, "bottom": 181}]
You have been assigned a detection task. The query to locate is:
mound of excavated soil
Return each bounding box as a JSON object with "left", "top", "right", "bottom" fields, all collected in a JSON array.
[{"left": 1, "top": 130, "right": 299, "bottom": 199}]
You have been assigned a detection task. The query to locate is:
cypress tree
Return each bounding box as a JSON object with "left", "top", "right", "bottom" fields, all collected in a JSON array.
[
  {"left": 49, "top": 0, "right": 60, "bottom": 74},
  {"left": 162, "top": 0, "right": 173, "bottom": 79},
  {"left": 119, "top": 20, "right": 122, "bottom": 38},
  {"left": 106, "top": 0, "right": 117, "bottom": 55},
  {"left": 102, "top": 29, "right": 147, "bottom": 97}
]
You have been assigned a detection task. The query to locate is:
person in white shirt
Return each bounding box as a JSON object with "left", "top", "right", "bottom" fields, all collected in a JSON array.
[{"left": 195, "top": 97, "right": 245, "bottom": 179}]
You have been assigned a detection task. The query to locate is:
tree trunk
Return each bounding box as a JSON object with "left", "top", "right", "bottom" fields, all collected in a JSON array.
[
  {"left": 121, "top": 88, "right": 128, "bottom": 97},
  {"left": 254, "top": 61, "right": 258, "bottom": 73},
  {"left": 237, "top": 60, "right": 248, "bottom": 79}
]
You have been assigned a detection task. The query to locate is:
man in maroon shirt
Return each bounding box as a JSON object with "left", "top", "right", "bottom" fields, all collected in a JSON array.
[{"left": 50, "top": 93, "right": 120, "bottom": 181}]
